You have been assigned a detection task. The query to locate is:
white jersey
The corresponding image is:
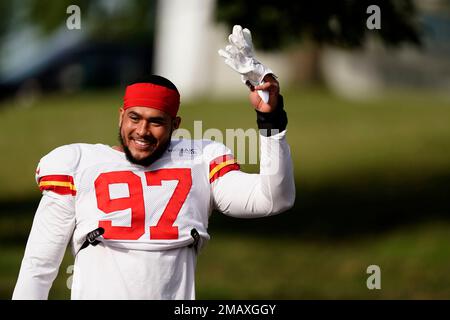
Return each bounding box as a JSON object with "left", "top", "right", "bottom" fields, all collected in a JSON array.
[
  {"left": 36, "top": 140, "right": 237, "bottom": 253},
  {"left": 13, "top": 131, "right": 295, "bottom": 300}
]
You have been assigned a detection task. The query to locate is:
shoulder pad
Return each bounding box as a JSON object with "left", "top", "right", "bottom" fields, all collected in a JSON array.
[{"left": 35, "top": 144, "right": 81, "bottom": 195}]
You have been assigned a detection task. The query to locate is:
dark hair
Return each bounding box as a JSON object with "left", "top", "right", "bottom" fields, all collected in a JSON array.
[{"left": 131, "top": 75, "right": 179, "bottom": 93}]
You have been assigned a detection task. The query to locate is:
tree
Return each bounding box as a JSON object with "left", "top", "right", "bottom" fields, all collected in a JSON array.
[
  {"left": 1, "top": 1, "right": 421, "bottom": 49},
  {"left": 215, "top": 0, "right": 421, "bottom": 50},
  {"left": 0, "top": 0, "right": 156, "bottom": 41}
]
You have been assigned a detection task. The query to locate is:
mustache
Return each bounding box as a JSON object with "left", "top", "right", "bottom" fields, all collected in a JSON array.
[
  {"left": 130, "top": 135, "right": 158, "bottom": 144},
  {"left": 117, "top": 127, "right": 172, "bottom": 167}
]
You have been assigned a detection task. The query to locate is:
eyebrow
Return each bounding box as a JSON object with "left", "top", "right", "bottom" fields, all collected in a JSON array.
[{"left": 128, "top": 111, "right": 168, "bottom": 123}]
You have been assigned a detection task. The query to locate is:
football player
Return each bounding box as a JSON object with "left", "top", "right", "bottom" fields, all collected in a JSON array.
[{"left": 13, "top": 25, "right": 295, "bottom": 299}]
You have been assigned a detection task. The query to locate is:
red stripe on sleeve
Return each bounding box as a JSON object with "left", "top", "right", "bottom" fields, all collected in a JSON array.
[
  {"left": 210, "top": 154, "right": 234, "bottom": 172},
  {"left": 39, "top": 184, "right": 77, "bottom": 196},
  {"left": 38, "top": 175, "right": 74, "bottom": 183},
  {"left": 38, "top": 175, "right": 76, "bottom": 196},
  {"left": 210, "top": 163, "right": 240, "bottom": 183}
]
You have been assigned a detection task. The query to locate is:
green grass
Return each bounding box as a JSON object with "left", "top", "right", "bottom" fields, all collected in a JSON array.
[
  {"left": 1, "top": 86, "right": 450, "bottom": 299},
  {"left": 196, "top": 222, "right": 450, "bottom": 299},
  {"left": 3, "top": 221, "right": 450, "bottom": 299}
]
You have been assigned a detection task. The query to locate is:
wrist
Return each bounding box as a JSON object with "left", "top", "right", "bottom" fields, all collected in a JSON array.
[{"left": 255, "top": 95, "right": 288, "bottom": 137}]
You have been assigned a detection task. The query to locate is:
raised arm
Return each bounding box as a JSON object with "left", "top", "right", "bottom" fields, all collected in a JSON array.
[
  {"left": 214, "top": 25, "right": 295, "bottom": 217},
  {"left": 211, "top": 90, "right": 295, "bottom": 217}
]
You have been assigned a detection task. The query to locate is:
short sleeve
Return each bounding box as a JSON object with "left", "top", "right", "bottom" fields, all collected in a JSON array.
[{"left": 35, "top": 144, "right": 81, "bottom": 196}]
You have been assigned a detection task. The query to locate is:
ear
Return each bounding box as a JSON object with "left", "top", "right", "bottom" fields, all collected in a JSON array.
[
  {"left": 119, "top": 108, "right": 125, "bottom": 127},
  {"left": 172, "top": 116, "right": 181, "bottom": 130}
]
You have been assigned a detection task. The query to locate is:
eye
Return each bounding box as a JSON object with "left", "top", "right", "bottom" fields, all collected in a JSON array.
[
  {"left": 129, "top": 115, "right": 139, "bottom": 122},
  {"left": 150, "top": 119, "right": 166, "bottom": 127},
  {"left": 151, "top": 121, "right": 163, "bottom": 126}
]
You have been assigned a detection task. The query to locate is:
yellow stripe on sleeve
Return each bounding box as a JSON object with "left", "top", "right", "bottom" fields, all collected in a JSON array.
[
  {"left": 209, "top": 159, "right": 237, "bottom": 179},
  {"left": 38, "top": 181, "right": 77, "bottom": 191}
]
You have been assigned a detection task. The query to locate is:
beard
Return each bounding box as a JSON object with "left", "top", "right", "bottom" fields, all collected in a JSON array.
[{"left": 118, "top": 129, "right": 172, "bottom": 167}]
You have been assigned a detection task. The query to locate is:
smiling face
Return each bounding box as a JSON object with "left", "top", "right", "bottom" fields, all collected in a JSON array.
[{"left": 118, "top": 106, "right": 181, "bottom": 166}]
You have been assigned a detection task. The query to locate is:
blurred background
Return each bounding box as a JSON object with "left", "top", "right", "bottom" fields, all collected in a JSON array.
[{"left": 1, "top": 0, "right": 450, "bottom": 299}]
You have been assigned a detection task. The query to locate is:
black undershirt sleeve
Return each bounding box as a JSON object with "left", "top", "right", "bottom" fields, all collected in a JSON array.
[{"left": 255, "top": 94, "right": 288, "bottom": 137}]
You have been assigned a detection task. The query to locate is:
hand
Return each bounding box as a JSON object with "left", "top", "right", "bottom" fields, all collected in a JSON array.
[
  {"left": 218, "top": 25, "right": 274, "bottom": 87},
  {"left": 248, "top": 74, "right": 280, "bottom": 113}
]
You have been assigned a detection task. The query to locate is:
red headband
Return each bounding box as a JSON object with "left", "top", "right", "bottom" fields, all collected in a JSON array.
[{"left": 123, "top": 83, "right": 180, "bottom": 118}]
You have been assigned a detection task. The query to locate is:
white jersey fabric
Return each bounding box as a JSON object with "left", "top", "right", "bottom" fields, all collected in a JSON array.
[{"left": 13, "top": 130, "right": 295, "bottom": 300}]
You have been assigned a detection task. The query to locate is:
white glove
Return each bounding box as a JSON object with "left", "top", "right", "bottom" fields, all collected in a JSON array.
[{"left": 218, "top": 25, "right": 275, "bottom": 88}]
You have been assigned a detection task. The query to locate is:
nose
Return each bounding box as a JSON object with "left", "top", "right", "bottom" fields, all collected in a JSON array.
[{"left": 135, "top": 120, "right": 149, "bottom": 137}]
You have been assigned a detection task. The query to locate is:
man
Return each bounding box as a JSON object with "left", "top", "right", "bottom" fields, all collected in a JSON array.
[{"left": 13, "top": 25, "right": 295, "bottom": 299}]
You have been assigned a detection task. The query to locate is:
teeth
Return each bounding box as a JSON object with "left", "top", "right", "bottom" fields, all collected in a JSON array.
[{"left": 134, "top": 140, "right": 150, "bottom": 146}]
